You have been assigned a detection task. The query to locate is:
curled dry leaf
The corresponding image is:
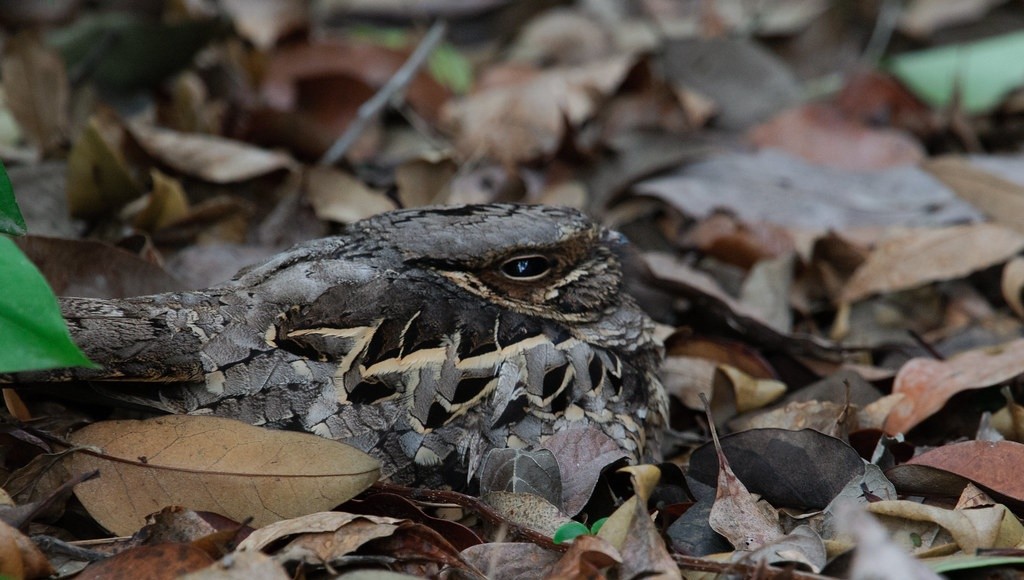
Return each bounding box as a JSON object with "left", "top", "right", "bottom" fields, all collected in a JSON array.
[
  {"left": 1002, "top": 257, "right": 1024, "bottom": 319},
  {"left": 541, "top": 426, "right": 628, "bottom": 516},
  {"left": 67, "top": 114, "right": 144, "bottom": 219},
  {"left": 597, "top": 465, "right": 679, "bottom": 579},
  {"left": 128, "top": 122, "right": 296, "bottom": 184},
  {"left": 925, "top": 156, "right": 1024, "bottom": 234},
  {"left": 547, "top": 534, "right": 621, "bottom": 579},
  {"left": 841, "top": 224, "right": 1024, "bottom": 303},
  {"left": 0, "top": 518, "right": 54, "bottom": 579},
  {"left": 67, "top": 415, "right": 380, "bottom": 535},
  {"left": 239, "top": 511, "right": 401, "bottom": 552},
  {"left": 305, "top": 166, "right": 397, "bottom": 224},
  {"left": 885, "top": 338, "right": 1024, "bottom": 435},
  {"left": 441, "top": 55, "right": 637, "bottom": 166}
]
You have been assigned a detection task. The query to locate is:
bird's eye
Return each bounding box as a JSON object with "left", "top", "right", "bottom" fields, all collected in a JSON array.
[{"left": 500, "top": 255, "right": 552, "bottom": 280}]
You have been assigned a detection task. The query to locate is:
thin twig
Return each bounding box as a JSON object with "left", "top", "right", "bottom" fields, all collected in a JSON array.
[{"left": 318, "top": 20, "right": 448, "bottom": 166}]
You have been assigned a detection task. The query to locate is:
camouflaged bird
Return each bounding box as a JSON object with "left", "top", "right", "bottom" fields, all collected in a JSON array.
[{"left": 6, "top": 204, "right": 666, "bottom": 486}]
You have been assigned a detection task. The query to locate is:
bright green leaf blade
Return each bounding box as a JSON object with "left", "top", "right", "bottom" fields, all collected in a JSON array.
[
  {"left": 0, "top": 162, "right": 26, "bottom": 236},
  {"left": 589, "top": 517, "right": 608, "bottom": 535},
  {"left": 552, "top": 521, "right": 590, "bottom": 544},
  {"left": 0, "top": 237, "right": 97, "bottom": 373},
  {"left": 887, "top": 30, "right": 1024, "bottom": 114}
]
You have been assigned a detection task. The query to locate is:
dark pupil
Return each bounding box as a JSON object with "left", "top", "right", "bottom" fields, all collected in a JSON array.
[{"left": 502, "top": 256, "right": 550, "bottom": 278}]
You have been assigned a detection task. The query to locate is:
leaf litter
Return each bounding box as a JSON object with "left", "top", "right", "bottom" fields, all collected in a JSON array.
[{"left": 8, "top": 1, "right": 1024, "bottom": 578}]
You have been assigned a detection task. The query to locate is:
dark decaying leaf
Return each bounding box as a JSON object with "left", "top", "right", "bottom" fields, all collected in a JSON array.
[
  {"left": 687, "top": 428, "right": 865, "bottom": 510},
  {"left": 480, "top": 448, "right": 562, "bottom": 509},
  {"left": 15, "top": 236, "right": 185, "bottom": 298}
]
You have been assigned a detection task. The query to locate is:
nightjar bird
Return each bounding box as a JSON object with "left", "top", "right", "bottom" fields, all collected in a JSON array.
[{"left": 5, "top": 204, "right": 667, "bottom": 486}]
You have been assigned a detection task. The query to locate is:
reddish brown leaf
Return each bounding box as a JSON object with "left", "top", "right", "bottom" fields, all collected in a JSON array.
[
  {"left": 885, "top": 338, "right": 1024, "bottom": 434},
  {"left": 905, "top": 440, "right": 1024, "bottom": 504},
  {"left": 749, "top": 103, "right": 925, "bottom": 170},
  {"left": 77, "top": 543, "right": 214, "bottom": 580},
  {"left": 546, "top": 534, "right": 621, "bottom": 579}
]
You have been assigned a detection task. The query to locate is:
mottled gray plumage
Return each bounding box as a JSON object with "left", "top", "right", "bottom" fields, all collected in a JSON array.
[{"left": 7, "top": 204, "right": 666, "bottom": 486}]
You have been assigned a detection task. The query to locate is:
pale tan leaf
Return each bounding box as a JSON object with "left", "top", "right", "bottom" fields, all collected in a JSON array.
[
  {"left": 219, "top": 0, "right": 306, "bottom": 50},
  {"left": 128, "top": 122, "right": 296, "bottom": 184},
  {"left": 841, "top": 224, "right": 1024, "bottom": 303},
  {"left": 180, "top": 550, "right": 290, "bottom": 580},
  {"left": 1002, "top": 257, "right": 1024, "bottom": 319},
  {"left": 305, "top": 166, "right": 396, "bottom": 223},
  {"left": 1, "top": 31, "right": 68, "bottom": 154},
  {"left": 238, "top": 511, "right": 402, "bottom": 552},
  {"left": 925, "top": 156, "right": 1024, "bottom": 234},
  {"left": 68, "top": 415, "right": 380, "bottom": 535},
  {"left": 482, "top": 491, "right": 572, "bottom": 537},
  {"left": 441, "top": 55, "right": 636, "bottom": 165},
  {"left": 132, "top": 169, "right": 191, "bottom": 232}
]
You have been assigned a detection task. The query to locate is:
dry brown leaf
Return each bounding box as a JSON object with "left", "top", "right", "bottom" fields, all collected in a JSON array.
[
  {"left": 180, "top": 550, "right": 290, "bottom": 580},
  {"left": 885, "top": 338, "right": 1024, "bottom": 434},
  {"left": 461, "top": 542, "right": 560, "bottom": 579},
  {"left": 2, "top": 31, "right": 68, "bottom": 155},
  {"left": 749, "top": 104, "right": 925, "bottom": 170},
  {"left": 304, "top": 166, "right": 396, "bottom": 223},
  {"left": 15, "top": 235, "right": 185, "bottom": 298},
  {"left": 77, "top": 543, "right": 215, "bottom": 580},
  {"left": 238, "top": 511, "right": 401, "bottom": 552},
  {"left": 274, "top": 518, "right": 400, "bottom": 565},
  {"left": 0, "top": 518, "right": 53, "bottom": 579},
  {"left": 442, "top": 55, "right": 636, "bottom": 166},
  {"left": 67, "top": 415, "right": 380, "bottom": 535},
  {"left": 702, "top": 412, "right": 784, "bottom": 552},
  {"left": 132, "top": 169, "right": 191, "bottom": 232},
  {"left": 1002, "top": 257, "right": 1024, "bottom": 319},
  {"left": 483, "top": 491, "right": 572, "bottom": 538},
  {"left": 841, "top": 224, "right": 1024, "bottom": 303},
  {"left": 904, "top": 440, "right": 1024, "bottom": 505},
  {"left": 67, "top": 114, "right": 144, "bottom": 219},
  {"left": 219, "top": 0, "right": 306, "bottom": 50},
  {"left": 546, "top": 534, "right": 621, "bottom": 579},
  {"left": 541, "top": 426, "right": 628, "bottom": 516},
  {"left": 128, "top": 122, "right": 296, "bottom": 184},
  {"left": 597, "top": 465, "right": 679, "bottom": 579},
  {"left": 925, "top": 156, "right": 1024, "bottom": 234}
]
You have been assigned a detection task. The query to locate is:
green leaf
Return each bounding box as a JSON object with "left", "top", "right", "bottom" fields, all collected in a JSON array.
[
  {"left": 0, "top": 236, "right": 97, "bottom": 373},
  {"left": 887, "top": 30, "right": 1024, "bottom": 114},
  {"left": 0, "top": 161, "right": 26, "bottom": 236},
  {"left": 552, "top": 521, "right": 590, "bottom": 544},
  {"left": 429, "top": 44, "right": 473, "bottom": 94},
  {"left": 589, "top": 517, "right": 608, "bottom": 535}
]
